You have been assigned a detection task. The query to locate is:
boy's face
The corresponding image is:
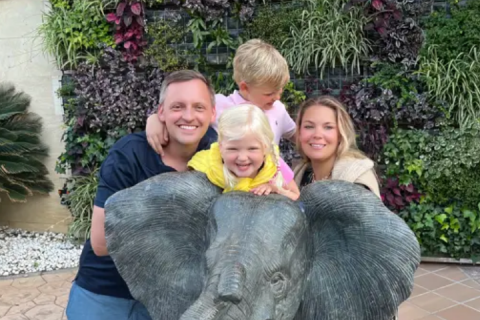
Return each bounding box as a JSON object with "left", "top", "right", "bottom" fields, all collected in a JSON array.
[
  {"left": 240, "top": 82, "right": 283, "bottom": 111},
  {"left": 158, "top": 79, "right": 216, "bottom": 147}
]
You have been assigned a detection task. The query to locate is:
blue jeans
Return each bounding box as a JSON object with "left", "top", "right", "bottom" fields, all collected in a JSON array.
[{"left": 66, "top": 281, "right": 152, "bottom": 320}]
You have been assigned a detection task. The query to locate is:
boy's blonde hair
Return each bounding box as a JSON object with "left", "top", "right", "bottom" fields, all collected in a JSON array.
[
  {"left": 217, "top": 104, "right": 284, "bottom": 189},
  {"left": 233, "top": 39, "right": 290, "bottom": 90},
  {"left": 295, "top": 95, "right": 367, "bottom": 161}
]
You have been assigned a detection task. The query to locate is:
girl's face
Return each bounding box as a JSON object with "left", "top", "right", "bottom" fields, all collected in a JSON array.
[
  {"left": 298, "top": 105, "right": 340, "bottom": 163},
  {"left": 220, "top": 133, "right": 266, "bottom": 179}
]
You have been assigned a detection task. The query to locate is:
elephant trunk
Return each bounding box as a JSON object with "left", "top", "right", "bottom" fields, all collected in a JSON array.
[
  {"left": 180, "top": 262, "right": 247, "bottom": 320},
  {"left": 217, "top": 262, "right": 246, "bottom": 304},
  {"left": 179, "top": 289, "right": 225, "bottom": 320}
]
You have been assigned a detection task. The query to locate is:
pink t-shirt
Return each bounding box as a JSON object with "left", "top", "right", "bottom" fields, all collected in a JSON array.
[
  {"left": 213, "top": 91, "right": 297, "bottom": 145},
  {"left": 278, "top": 158, "right": 294, "bottom": 185}
]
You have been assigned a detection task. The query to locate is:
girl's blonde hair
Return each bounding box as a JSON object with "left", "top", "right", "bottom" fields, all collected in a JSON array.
[
  {"left": 295, "top": 95, "right": 367, "bottom": 162},
  {"left": 217, "top": 104, "right": 284, "bottom": 189}
]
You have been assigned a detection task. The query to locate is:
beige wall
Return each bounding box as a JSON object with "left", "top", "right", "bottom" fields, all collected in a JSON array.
[{"left": 0, "top": 0, "right": 71, "bottom": 233}]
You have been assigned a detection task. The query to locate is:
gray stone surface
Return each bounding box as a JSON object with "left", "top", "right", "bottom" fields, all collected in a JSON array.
[{"left": 105, "top": 171, "right": 421, "bottom": 320}]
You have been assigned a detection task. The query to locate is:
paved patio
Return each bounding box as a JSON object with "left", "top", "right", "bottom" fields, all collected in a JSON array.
[{"left": 1, "top": 263, "right": 480, "bottom": 319}]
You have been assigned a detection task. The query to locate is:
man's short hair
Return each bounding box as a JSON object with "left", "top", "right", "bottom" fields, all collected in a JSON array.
[
  {"left": 233, "top": 39, "right": 290, "bottom": 90},
  {"left": 159, "top": 70, "right": 215, "bottom": 106}
]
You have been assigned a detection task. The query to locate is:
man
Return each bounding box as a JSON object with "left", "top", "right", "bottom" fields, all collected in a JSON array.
[{"left": 66, "top": 70, "right": 217, "bottom": 319}]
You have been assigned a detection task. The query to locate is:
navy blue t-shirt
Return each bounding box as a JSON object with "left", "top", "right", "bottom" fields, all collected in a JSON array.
[{"left": 74, "top": 128, "right": 217, "bottom": 299}]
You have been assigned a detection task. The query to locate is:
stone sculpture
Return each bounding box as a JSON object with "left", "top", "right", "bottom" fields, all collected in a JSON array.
[{"left": 104, "top": 171, "right": 421, "bottom": 320}]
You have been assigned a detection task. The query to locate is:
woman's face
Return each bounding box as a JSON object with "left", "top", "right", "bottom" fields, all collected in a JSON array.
[{"left": 298, "top": 105, "right": 340, "bottom": 163}]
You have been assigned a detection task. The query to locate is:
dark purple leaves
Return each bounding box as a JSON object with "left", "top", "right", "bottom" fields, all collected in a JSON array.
[
  {"left": 124, "top": 15, "right": 132, "bottom": 27},
  {"left": 372, "top": 0, "right": 383, "bottom": 10},
  {"left": 381, "top": 177, "right": 422, "bottom": 213},
  {"left": 106, "top": 0, "right": 147, "bottom": 62},
  {"left": 130, "top": 2, "right": 142, "bottom": 15},
  {"left": 116, "top": 2, "right": 127, "bottom": 16}
]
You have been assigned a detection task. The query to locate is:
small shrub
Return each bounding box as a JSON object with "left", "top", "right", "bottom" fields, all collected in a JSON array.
[
  {"left": 64, "top": 169, "right": 98, "bottom": 241},
  {"left": 282, "top": 0, "right": 371, "bottom": 76},
  {"left": 400, "top": 201, "right": 480, "bottom": 260},
  {"left": 106, "top": 0, "right": 147, "bottom": 62},
  {"left": 56, "top": 47, "right": 164, "bottom": 174},
  {"left": 39, "top": 0, "right": 115, "bottom": 69},
  {"left": 243, "top": 2, "right": 302, "bottom": 50},
  {"left": 422, "top": 0, "right": 480, "bottom": 62},
  {"left": 383, "top": 126, "right": 480, "bottom": 209},
  {"left": 0, "top": 83, "right": 54, "bottom": 202},
  {"left": 418, "top": 46, "right": 480, "bottom": 129}
]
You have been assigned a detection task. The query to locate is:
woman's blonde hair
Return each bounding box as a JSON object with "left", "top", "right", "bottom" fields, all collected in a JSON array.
[
  {"left": 217, "top": 104, "right": 284, "bottom": 189},
  {"left": 295, "top": 95, "right": 367, "bottom": 162}
]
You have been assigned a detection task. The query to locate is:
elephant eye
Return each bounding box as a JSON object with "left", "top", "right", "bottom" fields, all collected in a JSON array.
[{"left": 270, "top": 272, "right": 287, "bottom": 296}]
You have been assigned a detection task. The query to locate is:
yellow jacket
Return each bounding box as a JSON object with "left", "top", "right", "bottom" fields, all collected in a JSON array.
[{"left": 188, "top": 142, "right": 279, "bottom": 193}]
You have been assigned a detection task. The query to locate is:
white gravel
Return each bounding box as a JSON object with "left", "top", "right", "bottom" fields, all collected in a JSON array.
[{"left": 0, "top": 226, "right": 83, "bottom": 276}]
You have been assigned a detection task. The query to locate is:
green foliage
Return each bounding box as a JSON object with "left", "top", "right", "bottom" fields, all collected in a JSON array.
[
  {"left": 64, "top": 169, "right": 98, "bottom": 241},
  {"left": 39, "top": 0, "right": 115, "bottom": 69},
  {"left": 56, "top": 48, "right": 164, "bottom": 175},
  {"left": 282, "top": 81, "right": 306, "bottom": 114},
  {"left": 144, "top": 18, "right": 188, "bottom": 71},
  {"left": 243, "top": 2, "right": 303, "bottom": 49},
  {"left": 282, "top": 0, "right": 371, "bottom": 76},
  {"left": 417, "top": 46, "right": 480, "bottom": 129},
  {"left": 422, "top": 0, "right": 480, "bottom": 62},
  {"left": 0, "top": 83, "right": 54, "bottom": 203},
  {"left": 400, "top": 201, "right": 480, "bottom": 260},
  {"left": 383, "top": 126, "right": 480, "bottom": 209},
  {"left": 366, "top": 62, "right": 419, "bottom": 106}
]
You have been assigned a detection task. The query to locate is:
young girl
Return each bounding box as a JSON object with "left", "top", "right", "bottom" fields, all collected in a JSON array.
[{"left": 188, "top": 104, "right": 300, "bottom": 201}]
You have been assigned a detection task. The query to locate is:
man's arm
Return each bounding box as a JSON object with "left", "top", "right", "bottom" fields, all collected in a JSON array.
[
  {"left": 89, "top": 144, "right": 136, "bottom": 256},
  {"left": 91, "top": 205, "right": 108, "bottom": 256}
]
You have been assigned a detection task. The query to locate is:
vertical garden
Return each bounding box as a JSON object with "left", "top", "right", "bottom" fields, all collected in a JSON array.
[{"left": 40, "top": 0, "right": 480, "bottom": 260}]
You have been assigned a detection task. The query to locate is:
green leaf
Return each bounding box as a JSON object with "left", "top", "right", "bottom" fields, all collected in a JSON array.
[
  {"left": 440, "top": 234, "right": 449, "bottom": 243},
  {"left": 435, "top": 214, "right": 447, "bottom": 224}
]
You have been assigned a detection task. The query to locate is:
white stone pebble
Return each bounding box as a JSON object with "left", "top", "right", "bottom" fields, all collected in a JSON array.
[{"left": 0, "top": 226, "right": 83, "bottom": 276}]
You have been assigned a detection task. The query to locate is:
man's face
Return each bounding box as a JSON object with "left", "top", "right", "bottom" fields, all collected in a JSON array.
[{"left": 158, "top": 79, "right": 216, "bottom": 147}]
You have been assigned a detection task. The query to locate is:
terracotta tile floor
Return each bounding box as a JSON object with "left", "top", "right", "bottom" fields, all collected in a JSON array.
[
  {"left": 399, "top": 263, "right": 480, "bottom": 320},
  {"left": 1, "top": 263, "right": 480, "bottom": 319}
]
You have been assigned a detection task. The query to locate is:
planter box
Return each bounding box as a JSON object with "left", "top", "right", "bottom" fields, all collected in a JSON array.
[{"left": 421, "top": 256, "right": 479, "bottom": 265}]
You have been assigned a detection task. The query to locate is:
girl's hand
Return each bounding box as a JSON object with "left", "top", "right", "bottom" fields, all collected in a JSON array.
[
  {"left": 250, "top": 184, "right": 278, "bottom": 196},
  {"left": 146, "top": 114, "right": 169, "bottom": 156}
]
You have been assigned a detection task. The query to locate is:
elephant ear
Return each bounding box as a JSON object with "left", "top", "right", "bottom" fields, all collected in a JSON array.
[
  {"left": 104, "top": 171, "right": 222, "bottom": 320},
  {"left": 296, "top": 180, "right": 420, "bottom": 320}
]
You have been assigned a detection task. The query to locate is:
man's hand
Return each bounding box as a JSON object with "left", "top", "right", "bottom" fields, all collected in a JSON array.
[
  {"left": 146, "top": 114, "right": 169, "bottom": 156},
  {"left": 90, "top": 205, "right": 109, "bottom": 256}
]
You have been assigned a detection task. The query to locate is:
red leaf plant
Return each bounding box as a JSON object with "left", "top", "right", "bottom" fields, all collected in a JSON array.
[
  {"left": 106, "top": 1, "right": 147, "bottom": 62},
  {"left": 346, "top": 0, "right": 402, "bottom": 38},
  {"left": 381, "top": 177, "right": 422, "bottom": 213}
]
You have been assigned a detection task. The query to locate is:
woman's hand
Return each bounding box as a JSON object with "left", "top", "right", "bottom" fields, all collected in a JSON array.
[{"left": 146, "top": 114, "right": 169, "bottom": 156}]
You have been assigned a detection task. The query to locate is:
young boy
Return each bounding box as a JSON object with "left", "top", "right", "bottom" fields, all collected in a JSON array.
[{"left": 146, "top": 39, "right": 297, "bottom": 155}]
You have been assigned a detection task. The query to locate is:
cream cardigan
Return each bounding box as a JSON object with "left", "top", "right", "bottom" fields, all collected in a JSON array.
[{"left": 293, "top": 157, "right": 381, "bottom": 198}]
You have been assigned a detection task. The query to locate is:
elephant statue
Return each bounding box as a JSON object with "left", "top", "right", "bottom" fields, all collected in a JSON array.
[{"left": 104, "top": 171, "right": 421, "bottom": 320}]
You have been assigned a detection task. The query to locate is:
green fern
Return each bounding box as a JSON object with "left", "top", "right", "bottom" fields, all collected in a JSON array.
[{"left": 0, "top": 83, "right": 54, "bottom": 203}]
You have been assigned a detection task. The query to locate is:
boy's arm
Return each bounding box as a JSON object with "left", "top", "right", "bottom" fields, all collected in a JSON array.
[{"left": 146, "top": 114, "right": 168, "bottom": 156}]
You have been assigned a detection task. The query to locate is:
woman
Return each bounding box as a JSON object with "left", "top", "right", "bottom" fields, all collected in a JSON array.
[
  {"left": 293, "top": 95, "right": 381, "bottom": 196},
  {"left": 294, "top": 96, "right": 401, "bottom": 320}
]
